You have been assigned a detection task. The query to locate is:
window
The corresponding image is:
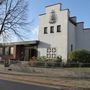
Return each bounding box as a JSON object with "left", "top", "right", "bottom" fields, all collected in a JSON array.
[
  {"left": 52, "top": 54, "right": 56, "bottom": 58},
  {"left": 5, "top": 47, "right": 10, "bottom": 55},
  {"left": 71, "top": 44, "right": 73, "bottom": 52},
  {"left": 50, "top": 26, "right": 54, "bottom": 33},
  {"left": 10, "top": 47, "right": 14, "bottom": 55},
  {"left": 52, "top": 48, "right": 56, "bottom": 58},
  {"left": 47, "top": 54, "right": 51, "bottom": 58},
  {"left": 57, "top": 25, "right": 61, "bottom": 32},
  {"left": 44, "top": 27, "right": 48, "bottom": 34},
  {"left": 47, "top": 48, "right": 51, "bottom": 58},
  {"left": 0, "top": 48, "right": 3, "bottom": 55},
  {"left": 52, "top": 48, "right": 56, "bottom": 52},
  {"left": 47, "top": 48, "right": 56, "bottom": 58}
]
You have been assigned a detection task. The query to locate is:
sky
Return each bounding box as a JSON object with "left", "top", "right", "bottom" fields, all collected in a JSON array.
[{"left": 28, "top": 0, "right": 90, "bottom": 40}]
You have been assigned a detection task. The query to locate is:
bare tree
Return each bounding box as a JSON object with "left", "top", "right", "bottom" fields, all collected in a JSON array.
[
  {"left": 0, "top": 0, "right": 4, "bottom": 4},
  {"left": 0, "top": 0, "right": 29, "bottom": 42}
]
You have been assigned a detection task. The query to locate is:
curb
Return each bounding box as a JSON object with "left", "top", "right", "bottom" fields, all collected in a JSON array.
[
  {"left": 0, "top": 74, "right": 89, "bottom": 90},
  {"left": 0, "top": 70, "right": 90, "bottom": 80}
]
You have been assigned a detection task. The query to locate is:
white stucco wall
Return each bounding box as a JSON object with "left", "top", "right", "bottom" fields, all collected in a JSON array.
[
  {"left": 38, "top": 4, "right": 69, "bottom": 62},
  {"left": 38, "top": 3, "right": 90, "bottom": 62}
]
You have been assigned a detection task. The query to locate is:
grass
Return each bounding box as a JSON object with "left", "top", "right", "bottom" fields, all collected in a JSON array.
[{"left": 65, "top": 67, "right": 90, "bottom": 73}]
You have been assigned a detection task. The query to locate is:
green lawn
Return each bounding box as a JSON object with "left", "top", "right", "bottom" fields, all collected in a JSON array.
[{"left": 65, "top": 67, "right": 90, "bottom": 73}]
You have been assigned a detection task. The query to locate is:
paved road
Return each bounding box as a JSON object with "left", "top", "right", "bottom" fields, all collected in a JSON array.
[{"left": 0, "top": 79, "right": 59, "bottom": 90}]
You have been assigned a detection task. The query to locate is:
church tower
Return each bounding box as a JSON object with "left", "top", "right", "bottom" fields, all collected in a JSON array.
[{"left": 38, "top": 3, "right": 69, "bottom": 62}]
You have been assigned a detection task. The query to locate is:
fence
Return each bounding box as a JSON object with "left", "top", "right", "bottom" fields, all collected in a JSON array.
[
  {"left": 28, "top": 61, "right": 90, "bottom": 68},
  {"left": 0, "top": 60, "right": 90, "bottom": 68}
]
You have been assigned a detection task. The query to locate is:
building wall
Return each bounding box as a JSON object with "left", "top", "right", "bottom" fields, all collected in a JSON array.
[
  {"left": 82, "top": 29, "right": 90, "bottom": 50},
  {"left": 68, "top": 20, "right": 76, "bottom": 54},
  {"left": 76, "top": 22, "right": 84, "bottom": 49},
  {"left": 0, "top": 45, "right": 16, "bottom": 60},
  {"left": 38, "top": 3, "right": 90, "bottom": 62},
  {"left": 38, "top": 4, "right": 69, "bottom": 62},
  {"left": 76, "top": 22, "right": 90, "bottom": 50}
]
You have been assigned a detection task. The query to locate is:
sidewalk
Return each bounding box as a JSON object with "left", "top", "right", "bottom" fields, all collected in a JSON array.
[{"left": 0, "top": 71, "right": 85, "bottom": 90}]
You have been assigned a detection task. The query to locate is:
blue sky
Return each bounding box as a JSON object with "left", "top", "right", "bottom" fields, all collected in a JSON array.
[{"left": 28, "top": 0, "right": 90, "bottom": 40}]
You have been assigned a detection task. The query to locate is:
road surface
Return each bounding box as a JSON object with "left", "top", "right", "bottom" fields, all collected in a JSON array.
[{"left": 0, "top": 79, "right": 59, "bottom": 90}]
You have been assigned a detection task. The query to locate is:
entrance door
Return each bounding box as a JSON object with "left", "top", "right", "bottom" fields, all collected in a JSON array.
[
  {"left": 24, "top": 48, "right": 29, "bottom": 61},
  {"left": 31, "top": 48, "right": 37, "bottom": 58},
  {"left": 24, "top": 48, "right": 37, "bottom": 61}
]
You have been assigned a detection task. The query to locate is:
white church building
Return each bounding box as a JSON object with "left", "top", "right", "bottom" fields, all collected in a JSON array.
[
  {"left": 38, "top": 3, "right": 90, "bottom": 62},
  {"left": 0, "top": 3, "right": 90, "bottom": 63}
]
